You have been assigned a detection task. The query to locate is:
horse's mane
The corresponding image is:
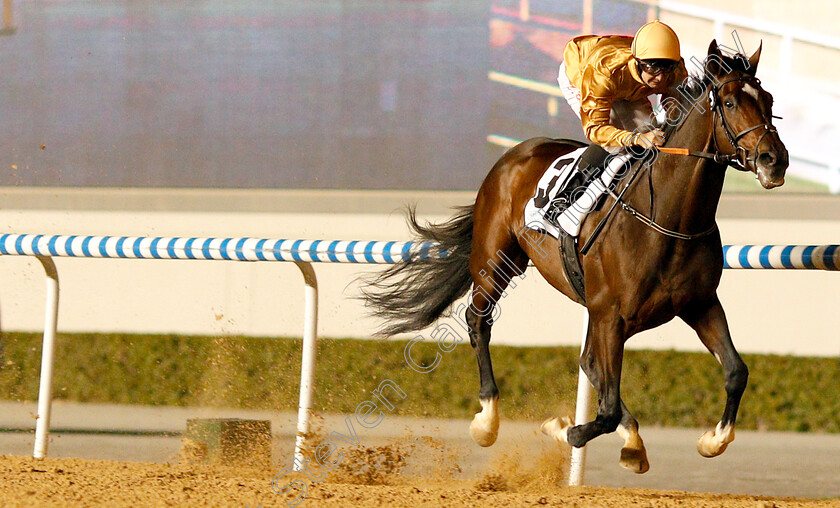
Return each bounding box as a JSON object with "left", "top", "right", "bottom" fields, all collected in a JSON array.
[{"left": 661, "top": 51, "right": 753, "bottom": 141}]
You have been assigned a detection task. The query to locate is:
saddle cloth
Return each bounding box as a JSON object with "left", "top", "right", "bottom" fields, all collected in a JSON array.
[
  {"left": 523, "top": 146, "right": 587, "bottom": 238},
  {"left": 524, "top": 147, "right": 631, "bottom": 238}
]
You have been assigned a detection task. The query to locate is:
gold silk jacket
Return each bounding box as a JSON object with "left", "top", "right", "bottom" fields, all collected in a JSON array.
[{"left": 563, "top": 35, "right": 688, "bottom": 147}]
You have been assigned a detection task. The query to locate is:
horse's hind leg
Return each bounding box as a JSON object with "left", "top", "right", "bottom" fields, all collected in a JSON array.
[
  {"left": 680, "top": 297, "right": 748, "bottom": 458},
  {"left": 466, "top": 303, "right": 499, "bottom": 447},
  {"left": 467, "top": 241, "right": 528, "bottom": 447}
]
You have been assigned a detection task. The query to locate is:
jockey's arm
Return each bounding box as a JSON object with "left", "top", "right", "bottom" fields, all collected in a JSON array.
[{"left": 578, "top": 66, "right": 652, "bottom": 148}]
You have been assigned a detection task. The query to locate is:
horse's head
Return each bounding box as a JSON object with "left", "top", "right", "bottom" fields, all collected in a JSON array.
[{"left": 705, "top": 40, "right": 789, "bottom": 189}]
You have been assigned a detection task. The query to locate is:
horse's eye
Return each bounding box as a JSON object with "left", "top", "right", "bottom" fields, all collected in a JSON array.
[{"left": 724, "top": 101, "right": 735, "bottom": 109}]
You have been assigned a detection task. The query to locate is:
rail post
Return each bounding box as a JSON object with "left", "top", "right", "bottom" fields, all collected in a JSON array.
[
  {"left": 568, "top": 309, "right": 591, "bottom": 486},
  {"left": 33, "top": 255, "right": 59, "bottom": 459},
  {"left": 293, "top": 261, "right": 318, "bottom": 469}
]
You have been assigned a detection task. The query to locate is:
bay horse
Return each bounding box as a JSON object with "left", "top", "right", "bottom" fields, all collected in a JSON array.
[{"left": 362, "top": 41, "right": 788, "bottom": 473}]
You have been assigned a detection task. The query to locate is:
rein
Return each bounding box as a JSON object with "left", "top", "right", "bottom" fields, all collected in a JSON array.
[
  {"left": 607, "top": 188, "right": 718, "bottom": 240},
  {"left": 579, "top": 147, "right": 716, "bottom": 256}
]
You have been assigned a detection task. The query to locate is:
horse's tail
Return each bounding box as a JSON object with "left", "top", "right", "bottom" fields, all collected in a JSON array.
[{"left": 361, "top": 204, "right": 474, "bottom": 337}]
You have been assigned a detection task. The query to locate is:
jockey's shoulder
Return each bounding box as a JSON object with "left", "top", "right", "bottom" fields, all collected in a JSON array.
[
  {"left": 572, "top": 34, "right": 633, "bottom": 55},
  {"left": 575, "top": 36, "right": 634, "bottom": 70}
]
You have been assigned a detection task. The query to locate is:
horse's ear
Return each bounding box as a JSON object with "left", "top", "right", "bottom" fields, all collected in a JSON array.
[
  {"left": 705, "top": 39, "right": 728, "bottom": 76},
  {"left": 747, "top": 41, "right": 762, "bottom": 75},
  {"left": 707, "top": 39, "right": 721, "bottom": 58}
]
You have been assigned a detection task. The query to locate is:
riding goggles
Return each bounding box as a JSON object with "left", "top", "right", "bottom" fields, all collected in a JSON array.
[{"left": 637, "top": 58, "right": 680, "bottom": 76}]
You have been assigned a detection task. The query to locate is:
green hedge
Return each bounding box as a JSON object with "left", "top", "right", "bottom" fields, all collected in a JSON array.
[{"left": 1, "top": 332, "right": 838, "bottom": 432}]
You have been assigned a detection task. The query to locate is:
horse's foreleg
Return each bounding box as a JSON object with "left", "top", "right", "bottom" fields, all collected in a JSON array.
[
  {"left": 543, "top": 314, "right": 625, "bottom": 448},
  {"left": 582, "top": 332, "right": 649, "bottom": 473},
  {"left": 541, "top": 320, "right": 647, "bottom": 473},
  {"left": 617, "top": 401, "right": 650, "bottom": 473},
  {"left": 681, "top": 297, "right": 748, "bottom": 458}
]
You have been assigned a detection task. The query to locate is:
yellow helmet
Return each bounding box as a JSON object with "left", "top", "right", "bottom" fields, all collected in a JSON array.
[{"left": 631, "top": 20, "right": 681, "bottom": 61}]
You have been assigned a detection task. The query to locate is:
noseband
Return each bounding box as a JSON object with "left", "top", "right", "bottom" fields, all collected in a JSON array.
[{"left": 709, "top": 76, "right": 779, "bottom": 171}]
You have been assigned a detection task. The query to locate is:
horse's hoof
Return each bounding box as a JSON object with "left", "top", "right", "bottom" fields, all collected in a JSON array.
[
  {"left": 697, "top": 431, "right": 730, "bottom": 457},
  {"left": 697, "top": 424, "right": 734, "bottom": 458},
  {"left": 620, "top": 446, "right": 650, "bottom": 474},
  {"left": 540, "top": 416, "right": 574, "bottom": 445},
  {"left": 469, "top": 398, "right": 499, "bottom": 447},
  {"left": 469, "top": 420, "right": 498, "bottom": 447}
]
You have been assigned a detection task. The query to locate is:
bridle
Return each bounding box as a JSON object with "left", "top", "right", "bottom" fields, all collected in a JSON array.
[
  {"left": 708, "top": 75, "right": 779, "bottom": 171},
  {"left": 665, "top": 74, "right": 780, "bottom": 171}
]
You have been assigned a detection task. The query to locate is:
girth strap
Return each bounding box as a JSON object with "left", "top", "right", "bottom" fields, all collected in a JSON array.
[{"left": 559, "top": 232, "right": 586, "bottom": 303}]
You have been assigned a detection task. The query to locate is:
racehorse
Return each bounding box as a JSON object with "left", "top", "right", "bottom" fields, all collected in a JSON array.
[{"left": 362, "top": 41, "right": 788, "bottom": 473}]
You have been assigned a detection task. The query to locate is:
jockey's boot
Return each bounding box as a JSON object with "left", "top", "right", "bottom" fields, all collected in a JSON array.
[{"left": 557, "top": 151, "right": 633, "bottom": 236}]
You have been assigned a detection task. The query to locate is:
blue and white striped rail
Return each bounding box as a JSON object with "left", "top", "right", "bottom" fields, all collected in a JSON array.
[
  {"left": 723, "top": 244, "right": 840, "bottom": 270},
  {"left": 2, "top": 234, "right": 839, "bottom": 271},
  {"left": 0, "top": 234, "right": 434, "bottom": 264}
]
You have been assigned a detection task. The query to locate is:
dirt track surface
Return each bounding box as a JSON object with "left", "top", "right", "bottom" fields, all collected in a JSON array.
[{"left": 2, "top": 456, "right": 838, "bottom": 508}]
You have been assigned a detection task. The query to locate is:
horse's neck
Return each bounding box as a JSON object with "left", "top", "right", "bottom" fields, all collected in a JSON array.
[{"left": 644, "top": 98, "right": 724, "bottom": 233}]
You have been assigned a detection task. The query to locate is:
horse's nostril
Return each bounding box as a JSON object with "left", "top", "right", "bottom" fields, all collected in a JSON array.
[{"left": 758, "top": 152, "right": 777, "bottom": 166}]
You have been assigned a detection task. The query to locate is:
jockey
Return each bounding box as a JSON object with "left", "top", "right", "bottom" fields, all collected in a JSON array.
[
  {"left": 552, "top": 20, "right": 689, "bottom": 236},
  {"left": 558, "top": 20, "right": 688, "bottom": 151}
]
